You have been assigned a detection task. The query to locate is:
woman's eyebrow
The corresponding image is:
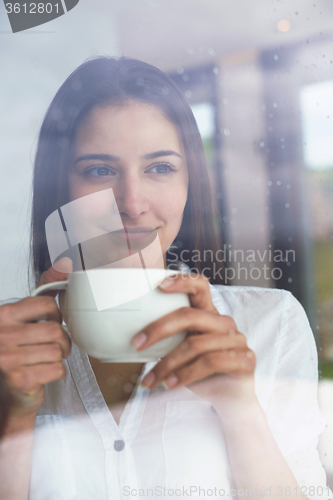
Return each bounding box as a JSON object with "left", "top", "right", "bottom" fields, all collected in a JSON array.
[
  {"left": 142, "top": 150, "right": 182, "bottom": 160},
  {"left": 74, "top": 150, "right": 182, "bottom": 164},
  {"left": 74, "top": 154, "right": 119, "bottom": 164}
]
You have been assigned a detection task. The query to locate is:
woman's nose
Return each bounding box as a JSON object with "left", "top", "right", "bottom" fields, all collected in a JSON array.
[{"left": 115, "top": 178, "right": 150, "bottom": 220}]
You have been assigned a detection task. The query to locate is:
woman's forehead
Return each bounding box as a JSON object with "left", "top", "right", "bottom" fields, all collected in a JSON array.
[{"left": 74, "top": 102, "right": 184, "bottom": 156}]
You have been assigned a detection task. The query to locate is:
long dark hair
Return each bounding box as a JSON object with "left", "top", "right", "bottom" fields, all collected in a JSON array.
[{"left": 31, "top": 56, "right": 224, "bottom": 286}]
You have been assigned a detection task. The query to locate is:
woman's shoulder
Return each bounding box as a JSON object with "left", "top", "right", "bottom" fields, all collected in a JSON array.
[
  {"left": 209, "top": 283, "right": 314, "bottom": 354},
  {"left": 209, "top": 283, "right": 293, "bottom": 319}
]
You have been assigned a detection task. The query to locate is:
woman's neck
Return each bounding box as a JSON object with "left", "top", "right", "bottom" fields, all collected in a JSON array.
[{"left": 88, "top": 357, "right": 145, "bottom": 422}]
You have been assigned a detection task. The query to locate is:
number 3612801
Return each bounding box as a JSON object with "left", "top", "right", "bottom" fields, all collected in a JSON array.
[{"left": 5, "top": 3, "right": 60, "bottom": 14}]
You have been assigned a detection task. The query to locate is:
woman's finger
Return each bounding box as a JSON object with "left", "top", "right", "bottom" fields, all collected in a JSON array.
[
  {"left": 0, "top": 343, "right": 66, "bottom": 372},
  {"left": 131, "top": 308, "right": 237, "bottom": 350},
  {"left": 36, "top": 257, "right": 73, "bottom": 297},
  {"left": 0, "top": 296, "right": 62, "bottom": 326},
  {"left": 0, "top": 322, "right": 71, "bottom": 358},
  {"left": 5, "top": 361, "right": 67, "bottom": 395},
  {"left": 159, "top": 273, "right": 218, "bottom": 313},
  {"left": 141, "top": 331, "right": 247, "bottom": 389},
  {"left": 159, "top": 349, "right": 256, "bottom": 390}
]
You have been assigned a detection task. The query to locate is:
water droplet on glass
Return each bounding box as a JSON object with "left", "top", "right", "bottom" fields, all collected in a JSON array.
[
  {"left": 124, "top": 382, "right": 134, "bottom": 393},
  {"left": 213, "top": 66, "right": 219, "bottom": 74},
  {"left": 287, "top": 184, "right": 291, "bottom": 189},
  {"left": 259, "top": 141, "right": 265, "bottom": 147},
  {"left": 273, "top": 102, "right": 278, "bottom": 108},
  {"left": 306, "top": 39, "right": 310, "bottom": 43},
  {"left": 288, "top": 277, "right": 292, "bottom": 283},
  {"left": 185, "top": 90, "right": 192, "bottom": 98},
  {"left": 208, "top": 48, "right": 215, "bottom": 56},
  {"left": 274, "top": 54, "right": 279, "bottom": 61},
  {"left": 285, "top": 203, "right": 290, "bottom": 208},
  {"left": 187, "top": 47, "right": 195, "bottom": 55},
  {"left": 177, "top": 67, "right": 184, "bottom": 74},
  {"left": 277, "top": 181, "right": 281, "bottom": 186},
  {"left": 269, "top": 113, "right": 274, "bottom": 118},
  {"left": 223, "top": 97, "right": 229, "bottom": 104},
  {"left": 268, "top": 126, "right": 273, "bottom": 132},
  {"left": 223, "top": 128, "right": 230, "bottom": 136},
  {"left": 231, "top": 208, "right": 238, "bottom": 214},
  {"left": 268, "top": 181, "right": 273, "bottom": 186}
]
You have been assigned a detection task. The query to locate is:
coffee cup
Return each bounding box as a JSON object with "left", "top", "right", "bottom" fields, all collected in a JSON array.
[{"left": 31, "top": 268, "right": 190, "bottom": 362}]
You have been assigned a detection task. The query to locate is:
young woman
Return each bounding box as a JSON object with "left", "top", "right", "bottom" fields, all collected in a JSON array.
[{"left": 0, "top": 57, "right": 329, "bottom": 500}]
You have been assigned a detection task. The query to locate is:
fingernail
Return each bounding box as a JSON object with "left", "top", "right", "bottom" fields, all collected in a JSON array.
[
  {"left": 159, "top": 277, "right": 174, "bottom": 289},
  {"left": 141, "top": 371, "right": 156, "bottom": 388},
  {"left": 131, "top": 332, "right": 147, "bottom": 349},
  {"left": 163, "top": 373, "right": 179, "bottom": 388},
  {"left": 53, "top": 257, "right": 73, "bottom": 273}
]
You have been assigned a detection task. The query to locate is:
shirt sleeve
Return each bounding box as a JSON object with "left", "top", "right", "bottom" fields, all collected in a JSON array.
[{"left": 264, "top": 290, "right": 330, "bottom": 498}]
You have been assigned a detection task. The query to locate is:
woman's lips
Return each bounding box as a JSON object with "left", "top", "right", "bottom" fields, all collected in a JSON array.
[{"left": 110, "top": 226, "right": 158, "bottom": 242}]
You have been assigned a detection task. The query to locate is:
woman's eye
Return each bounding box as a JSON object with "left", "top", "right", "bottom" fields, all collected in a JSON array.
[
  {"left": 85, "top": 166, "right": 114, "bottom": 177},
  {"left": 148, "top": 163, "right": 175, "bottom": 175}
]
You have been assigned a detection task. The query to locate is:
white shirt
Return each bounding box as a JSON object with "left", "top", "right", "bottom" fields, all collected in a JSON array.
[{"left": 19, "top": 285, "right": 329, "bottom": 499}]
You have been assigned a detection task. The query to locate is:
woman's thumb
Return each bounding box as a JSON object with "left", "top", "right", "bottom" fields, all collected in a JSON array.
[{"left": 37, "top": 257, "right": 73, "bottom": 289}]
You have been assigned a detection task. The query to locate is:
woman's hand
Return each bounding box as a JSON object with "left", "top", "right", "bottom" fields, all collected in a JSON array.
[
  {"left": 133, "top": 273, "right": 257, "bottom": 413},
  {"left": 0, "top": 259, "right": 72, "bottom": 421}
]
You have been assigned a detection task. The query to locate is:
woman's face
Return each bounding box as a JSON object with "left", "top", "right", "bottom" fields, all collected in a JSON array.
[{"left": 68, "top": 101, "right": 188, "bottom": 269}]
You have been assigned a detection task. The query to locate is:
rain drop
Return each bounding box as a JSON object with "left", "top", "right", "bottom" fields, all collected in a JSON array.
[
  {"left": 223, "top": 97, "right": 230, "bottom": 104},
  {"left": 213, "top": 66, "right": 219, "bottom": 74},
  {"left": 259, "top": 141, "right": 265, "bottom": 147},
  {"left": 277, "top": 181, "right": 281, "bottom": 186},
  {"left": 223, "top": 128, "right": 231, "bottom": 136},
  {"left": 124, "top": 382, "right": 134, "bottom": 394},
  {"left": 285, "top": 203, "right": 290, "bottom": 208},
  {"left": 288, "top": 277, "right": 293, "bottom": 283},
  {"left": 273, "top": 102, "right": 278, "bottom": 108},
  {"left": 274, "top": 54, "right": 279, "bottom": 61}
]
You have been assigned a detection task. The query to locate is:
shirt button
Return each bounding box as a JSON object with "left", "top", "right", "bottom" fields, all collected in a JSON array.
[
  {"left": 210, "top": 405, "right": 218, "bottom": 414},
  {"left": 114, "top": 440, "right": 125, "bottom": 452}
]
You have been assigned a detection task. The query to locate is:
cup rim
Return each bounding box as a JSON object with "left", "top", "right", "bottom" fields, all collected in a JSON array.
[{"left": 68, "top": 268, "right": 183, "bottom": 275}]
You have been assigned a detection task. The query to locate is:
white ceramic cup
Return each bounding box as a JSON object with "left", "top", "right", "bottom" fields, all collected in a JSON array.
[{"left": 31, "top": 268, "right": 190, "bottom": 362}]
